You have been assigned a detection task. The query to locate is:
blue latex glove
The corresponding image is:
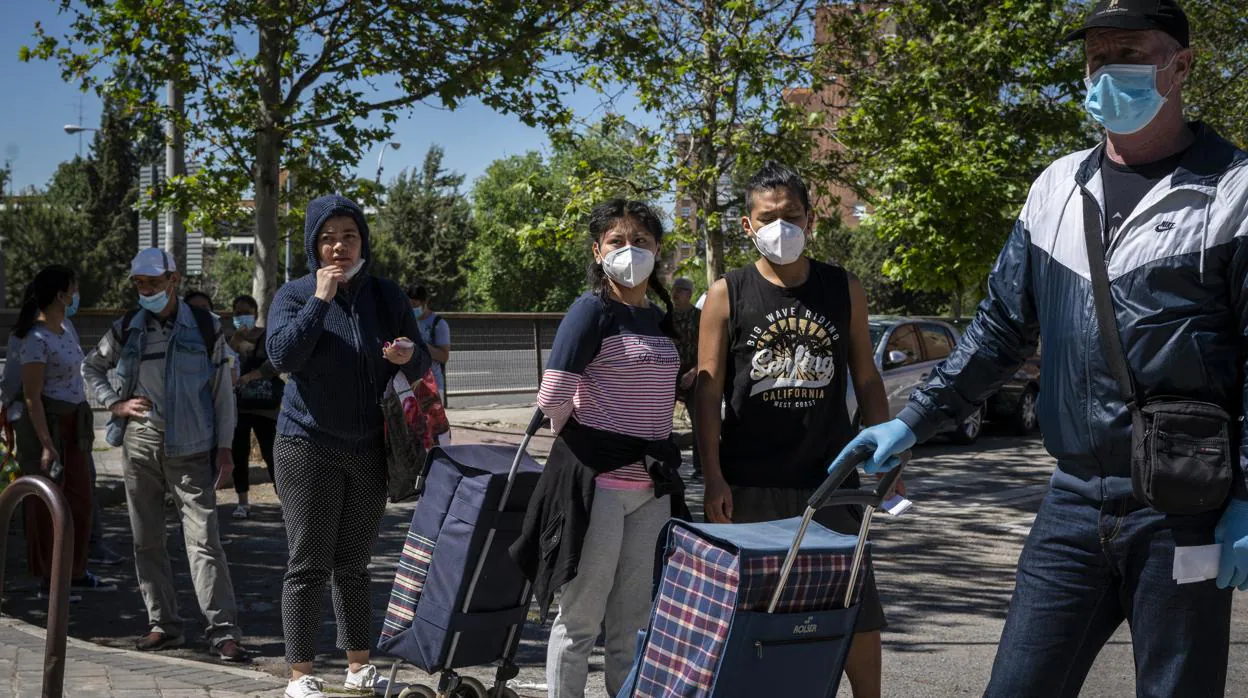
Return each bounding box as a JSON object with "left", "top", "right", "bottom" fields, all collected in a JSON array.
[
  {"left": 828, "top": 418, "right": 917, "bottom": 475},
  {"left": 1215, "top": 499, "right": 1248, "bottom": 590}
]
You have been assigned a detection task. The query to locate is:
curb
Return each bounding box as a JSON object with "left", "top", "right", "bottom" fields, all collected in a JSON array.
[{"left": 0, "top": 616, "right": 285, "bottom": 688}]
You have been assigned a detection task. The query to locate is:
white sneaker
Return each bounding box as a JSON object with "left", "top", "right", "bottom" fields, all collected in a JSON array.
[
  {"left": 344, "top": 664, "right": 379, "bottom": 691},
  {"left": 232, "top": 504, "right": 250, "bottom": 519},
  {"left": 285, "top": 676, "right": 326, "bottom": 698}
]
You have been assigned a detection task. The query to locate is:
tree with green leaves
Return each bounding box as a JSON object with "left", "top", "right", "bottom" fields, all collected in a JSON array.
[
  {"left": 821, "top": 0, "right": 1248, "bottom": 318},
  {"left": 2, "top": 161, "right": 95, "bottom": 304},
  {"left": 1183, "top": 0, "right": 1248, "bottom": 147},
  {"left": 466, "top": 122, "right": 664, "bottom": 311},
  {"left": 466, "top": 152, "right": 586, "bottom": 312},
  {"left": 821, "top": 1, "right": 1087, "bottom": 318},
  {"left": 24, "top": 0, "right": 603, "bottom": 320},
  {"left": 570, "top": 0, "right": 838, "bottom": 287},
  {"left": 370, "top": 146, "right": 475, "bottom": 309},
  {"left": 197, "top": 248, "right": 255, "bottom": 307},
  {"left": 81, "top": 79, "right": 165, "bottom": 308}
]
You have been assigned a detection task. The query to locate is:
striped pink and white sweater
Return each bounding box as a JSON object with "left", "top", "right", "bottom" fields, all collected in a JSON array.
[{"left": 537, "top": 293, "right": 680, "bottom": 489}]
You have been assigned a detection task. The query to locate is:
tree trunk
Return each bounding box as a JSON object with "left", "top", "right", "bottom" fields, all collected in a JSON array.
[
  {"left": 253, "top": 4, "right": 283, "bottom": 325},
  {"left": 699, "top": 0, "right": 723, "bottom": 287},
  {"left": 698, "top": 174, "right": 723, "bottom": 288},
  {"left": 165, "top": 79, "right": 187, "bottom": 274}
]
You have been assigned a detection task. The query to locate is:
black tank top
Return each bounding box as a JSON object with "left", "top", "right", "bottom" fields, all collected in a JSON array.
[{"left": 719, "top": 260, "right": 856, "bottom": 490}]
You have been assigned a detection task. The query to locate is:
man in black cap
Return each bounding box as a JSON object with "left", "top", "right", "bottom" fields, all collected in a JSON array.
[{"left": 826, "top": 0, "right": 1248, "bottom": 694}]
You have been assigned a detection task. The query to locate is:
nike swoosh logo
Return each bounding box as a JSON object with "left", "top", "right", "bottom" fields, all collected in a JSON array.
[{"left": 1155, "top": 221, "right": 1176, "bottom": 232}]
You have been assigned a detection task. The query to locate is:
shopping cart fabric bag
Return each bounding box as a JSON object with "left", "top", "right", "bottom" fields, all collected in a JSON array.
[
  {"left": 618, "top": 517, "right": 867, "bottom": 698},
  {"left": 378, "top": 444, "right": 543, "bottom": 672}
]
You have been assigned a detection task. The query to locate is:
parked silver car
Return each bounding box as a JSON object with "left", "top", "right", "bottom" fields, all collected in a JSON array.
[{"left": 846, "top": 316, "right": 984, "bottom": 444}]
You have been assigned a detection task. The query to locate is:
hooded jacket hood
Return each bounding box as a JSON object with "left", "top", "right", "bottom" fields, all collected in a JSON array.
[{"left": 304, "top": 194, "right": 371, "bottom": 272}]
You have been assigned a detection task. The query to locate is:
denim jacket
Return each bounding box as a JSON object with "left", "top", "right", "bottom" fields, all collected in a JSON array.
[{"left": 82, "top": 302, "right": 236, "bottom": 457}]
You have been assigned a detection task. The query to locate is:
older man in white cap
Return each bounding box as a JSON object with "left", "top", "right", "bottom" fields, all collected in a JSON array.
[{"left": 82, "top": 247, "right": 247, "bottom": 661}]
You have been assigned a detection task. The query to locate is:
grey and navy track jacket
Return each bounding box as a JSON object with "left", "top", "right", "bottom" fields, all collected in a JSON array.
[{"left": 899, "top": 123, "right": 1248, "bottom": 503}]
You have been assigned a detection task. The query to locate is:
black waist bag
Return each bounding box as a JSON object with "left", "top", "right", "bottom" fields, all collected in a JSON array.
[
  {"left": 1081, "top": 187, "right": 1233, "bottom": 515},
  {"left": 1132, "top": 400, "right": 1233, "bottom": 514}
]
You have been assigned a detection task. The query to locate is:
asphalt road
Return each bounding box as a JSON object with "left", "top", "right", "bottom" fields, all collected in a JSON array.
[
  {"left": 1, "top": 349, "right": 548, "bottom": 411},
  {"left": 3, "top": 425, "right": 1246, "bottom": 697}
]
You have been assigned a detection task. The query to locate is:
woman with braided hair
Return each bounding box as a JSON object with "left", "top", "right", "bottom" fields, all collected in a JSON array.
[{"left": 510, "top": 198, "right": 688, "bottom": 698}]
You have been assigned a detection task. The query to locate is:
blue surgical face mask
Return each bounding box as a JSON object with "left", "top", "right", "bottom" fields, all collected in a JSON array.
[
  {"left": 138, "top": 290, "right": 169, "bottom": 314},
  {"left": 1083, "top": 55, "right": 1177, "bottom": 135},
  {"left": 64, "top": 292, "right": 80, "bottom": 318},
  {"left": 233, "top": 314, "right": 256, "bottom": 330}
]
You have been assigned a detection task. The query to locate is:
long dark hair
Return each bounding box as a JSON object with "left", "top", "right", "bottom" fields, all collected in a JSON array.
[
  {"left": 184, "top": 290, "right": 213, "bottom": 308},
  {"left": 13, "top": 265, "right": 76, "bottom": 339},
  {"left": 586, "top": 198, "right": 677, "bottom": 339}
]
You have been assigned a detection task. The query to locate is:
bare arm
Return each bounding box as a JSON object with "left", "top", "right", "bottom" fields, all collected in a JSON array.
[
  {"left": 695, "top": 279, "right": 733, "bottom": 522},
  {"left": 427, "top": 317, "right": 450, "bottom": 365},
  {"left": 427, "top": 344, "right": 450, "bottom": 365},
  {"left": 20, "top": 362, "right": 53, "bottom": 453},
  {"left": 846, "top": 274, "right": 888, "bottom": 428}
]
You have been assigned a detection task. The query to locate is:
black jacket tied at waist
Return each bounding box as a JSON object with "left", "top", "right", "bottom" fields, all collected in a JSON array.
[{"left": 508, "top": 419, "right": 690, "bottom": 619}]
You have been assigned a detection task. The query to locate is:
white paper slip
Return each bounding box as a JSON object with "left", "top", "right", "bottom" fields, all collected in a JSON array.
[
  {"left": 882, "top": 495, "right": 912, "bottom": 517},
  {"left": 1172, "top": 544, "right": 1220, "bottom": 584}
]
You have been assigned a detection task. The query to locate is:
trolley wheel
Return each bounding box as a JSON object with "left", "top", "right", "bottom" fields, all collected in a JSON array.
[
  {"left": 399, "top": 686, "right": 437, "bottom": 698},
  {"left": 487, "top": 688, "right": 519, "bottom": 698},
  {"left": 451, "top": 676, "right": 488, "bottom": 698}
]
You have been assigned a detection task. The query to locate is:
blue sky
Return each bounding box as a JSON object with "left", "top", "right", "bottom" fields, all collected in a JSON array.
[{"left": 0, "top": 3, "right": 644, "bottom": 196}]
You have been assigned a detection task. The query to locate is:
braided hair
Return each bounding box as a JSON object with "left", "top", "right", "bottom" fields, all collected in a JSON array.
[{"left": 586, "top": 198, "right": 678, "bottom": 340}]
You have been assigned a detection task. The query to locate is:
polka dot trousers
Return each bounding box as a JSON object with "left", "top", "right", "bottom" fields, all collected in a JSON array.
[{"left": 274, "top": 434, "right": 388, "bottom": 664}]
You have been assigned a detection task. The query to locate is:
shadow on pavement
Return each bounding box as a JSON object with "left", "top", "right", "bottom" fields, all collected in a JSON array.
[{"left": 0, "top": 422, "right": 1047, "bottom": 682}]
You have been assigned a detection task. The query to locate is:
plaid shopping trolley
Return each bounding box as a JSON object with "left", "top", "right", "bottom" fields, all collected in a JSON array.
[{"left": 618, "top": 447, "right": 901, "bottom": 698}]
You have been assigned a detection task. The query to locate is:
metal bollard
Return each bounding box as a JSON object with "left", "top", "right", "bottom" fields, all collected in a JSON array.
[{"left": 0, "top": 476, "right": 74, "bottom": 698}]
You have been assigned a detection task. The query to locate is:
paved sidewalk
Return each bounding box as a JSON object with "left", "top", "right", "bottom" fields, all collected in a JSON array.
[
  {"left": 0, "top": 618, "right": 284, "bottom": 697},
  {"left": 16, "top": 411, "right": 1245, "bottom": 697}
]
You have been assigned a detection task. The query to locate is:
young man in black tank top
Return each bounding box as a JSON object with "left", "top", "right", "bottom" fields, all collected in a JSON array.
[{"left": 695, "top": 161, "right": 894, "bottom": 697}]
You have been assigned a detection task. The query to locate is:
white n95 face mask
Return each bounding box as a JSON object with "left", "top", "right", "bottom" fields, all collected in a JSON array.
[
  {"left": 601, "top": 246, "right": 656, "bottom": 289},
  {"left": 751, "top": 219, "right": 806, "bottom": 265}
]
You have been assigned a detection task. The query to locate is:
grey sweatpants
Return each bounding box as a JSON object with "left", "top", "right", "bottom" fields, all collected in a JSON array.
[
  {"left": 546, "top": 487, "right": 670, "bottom": 698},
  {"left": 122, "top": 421, "right": 240, "bottom": 644}
]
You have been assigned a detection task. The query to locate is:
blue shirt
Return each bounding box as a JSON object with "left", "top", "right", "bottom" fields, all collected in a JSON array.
[{"left": 415, "top": 311, "right": 450, "bottom": 395}]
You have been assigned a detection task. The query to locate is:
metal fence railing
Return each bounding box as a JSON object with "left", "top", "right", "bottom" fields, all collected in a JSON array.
[
  {"left": 0, "top": 309, "right": 985, "bottom": 407},
  {"left": 0, "top": 310, "right": 565, "bottom": 405}
]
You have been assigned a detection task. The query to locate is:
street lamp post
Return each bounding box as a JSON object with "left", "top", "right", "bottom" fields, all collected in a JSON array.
[
  {"left": 376, "top": 141, "right": 401, "bottom": 183},
  {"left": 63, "top": 125, "right": 99, "bottom": 158}
]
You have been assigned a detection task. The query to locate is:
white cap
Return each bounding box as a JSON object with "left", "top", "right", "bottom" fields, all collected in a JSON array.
[{"left": 131, "top": 247, "right": 177, "bottom": 277}]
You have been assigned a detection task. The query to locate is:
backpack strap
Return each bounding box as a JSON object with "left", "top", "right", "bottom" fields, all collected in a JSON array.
[
  {"left": 186, "top": 305, "right": 220, "bottom": 355},
  {"left": 111, "top": 308, "right": 141, "bottom": 346}
]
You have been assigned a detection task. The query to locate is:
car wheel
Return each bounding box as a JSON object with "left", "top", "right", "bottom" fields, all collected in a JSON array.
[
  {"left": 1013, "top": 386, "right": 1039, "bottom": 435},
  {"left": 950, "top": 406, "right": 984, "bottom": 445}
]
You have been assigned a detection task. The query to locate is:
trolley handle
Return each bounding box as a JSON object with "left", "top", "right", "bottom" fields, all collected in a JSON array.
[
  {"left": 526, "top": 408, "right": 546, "bottom": 437},
  {"left": 807, "top": 446, "right": 907, "bottom": 511}
]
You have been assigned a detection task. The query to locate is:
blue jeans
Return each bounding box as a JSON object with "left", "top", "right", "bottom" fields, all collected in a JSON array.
[{"left": 985, "top": 486, "right": 1231, "bottom": 698}]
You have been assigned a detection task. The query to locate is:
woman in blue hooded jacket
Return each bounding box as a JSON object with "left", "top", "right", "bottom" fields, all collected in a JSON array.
[{"left": 266, "top": 194, "right": 430, "bottom": 698}]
